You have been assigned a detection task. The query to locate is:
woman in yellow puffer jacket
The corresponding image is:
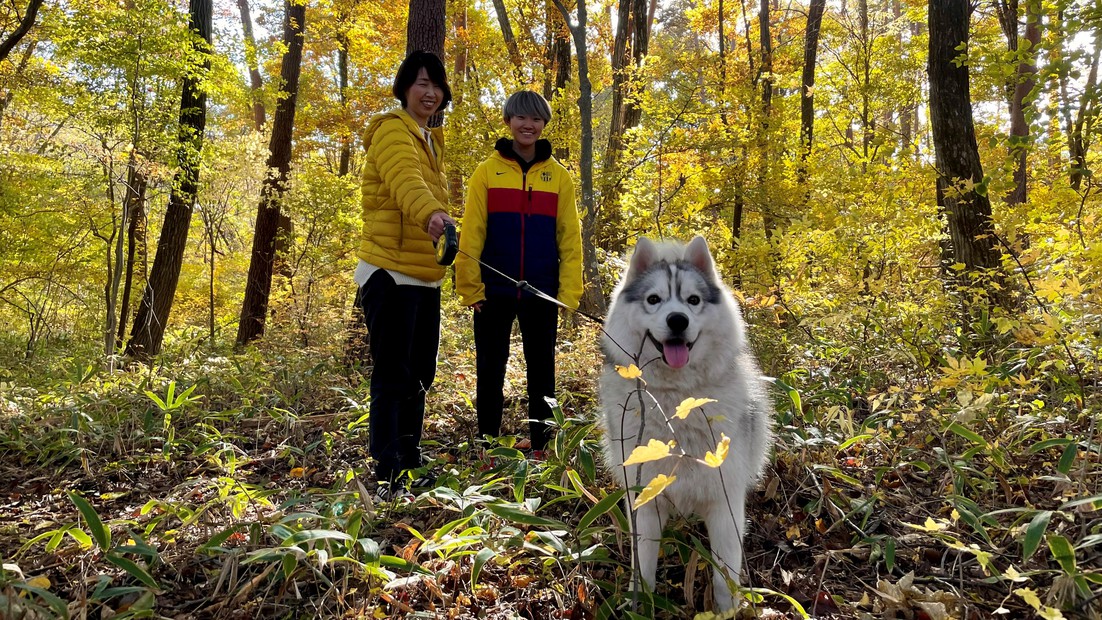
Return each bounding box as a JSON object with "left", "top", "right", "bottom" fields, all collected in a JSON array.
[{"left": 355, "top": 51, "right": 457, "bottom": 500}]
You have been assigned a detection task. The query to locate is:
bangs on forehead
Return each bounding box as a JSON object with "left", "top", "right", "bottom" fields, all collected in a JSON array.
[{"left": 503, "top": 91, "right": 552, "bottom": 122}]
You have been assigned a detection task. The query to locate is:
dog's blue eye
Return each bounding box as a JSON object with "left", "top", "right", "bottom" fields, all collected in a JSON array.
[
  {"left": 647, "top": 294, "right": 661, "bottom": 305},
  {"left": 687, "top": 295, "right": 701, "bottom": 305}
]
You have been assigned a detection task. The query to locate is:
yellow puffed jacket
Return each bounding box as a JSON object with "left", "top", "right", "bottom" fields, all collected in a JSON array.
[{"left": 357, "top": 109, "right": 450, "bottom": 282}]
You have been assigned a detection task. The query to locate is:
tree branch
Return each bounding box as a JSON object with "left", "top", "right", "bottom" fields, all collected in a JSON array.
[{"left": 0, "top": 0, "right": 45, "bottom": 64}]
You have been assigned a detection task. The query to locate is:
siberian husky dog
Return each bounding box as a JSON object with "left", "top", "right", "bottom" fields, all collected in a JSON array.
[{"left": 599, "top": 236, "right": 773, "bottom": 611}]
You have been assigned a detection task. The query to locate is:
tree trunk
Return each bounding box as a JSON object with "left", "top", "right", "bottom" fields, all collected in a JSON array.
[
  {"left": 0, "top": 0, "right": 43, "bottom": 63},
  {"left": 116, "top": 164, "right": 147, "bottom": 349},
  {"left": 338, "top": 31, "right": 351, "bottom": 177},
  {"left": 622, "top": 0, "right": 649, "bottom": 131},
  {"left": 406, "top": 0, "right": 446, "bottom": 128},
  {"left": 604, "top": 0, "right": 652, "bottom": 173},
  {"left": 237, "top": 0, "right": 266, "bottom": 131},
  {"left": 1001, "top": 0, "right": 1041, "bottom": 216},
  {"left": 798, "top": 0, "right": 826, "bottom": 187},
  {"left": 928, "top": 0, "right": 1004, "bottom": 295},
  {"left": 449, "top": 5, "right": 468, "bottom": 202},
  {"left": 859, "top": 0, "right": 871, "bottom": 167},
  {"left": 758, "top": 0, "right": 777, "bottom": 242},
  {"left": 1069, "top": 46, "right": 1100, "bottom": 192},
  {"left": 605, "top": 0, "right": 632, "bottom": 174},
  {"left": 544, "top": 0, "right": 571, "bottom": 161},
  {"left": 491, "top": 0, "right": 524, "bottom": 69},
  {"left": 405, "top": 0, "right": 445, "bottom": 58},
  {"left": 0, "top": 40, "right": 36, "bottom": 133},
  {"left": 126, "top": 0, "right": 212, "bottom": 361},
  {"left": 553, "top": 0, "right": 606, "bottom": 317},
  {"left": 236, "top": 0, "right": 306, "bottom": 346}
]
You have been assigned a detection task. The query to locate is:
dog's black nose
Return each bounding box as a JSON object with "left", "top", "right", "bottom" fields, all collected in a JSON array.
[{"left": 666, "top": 312, "right": 689, "bottom": 334}]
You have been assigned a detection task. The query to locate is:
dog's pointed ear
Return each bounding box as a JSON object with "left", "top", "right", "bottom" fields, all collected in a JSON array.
[
  {"left": 685, "top": 236, "right": 717, "bottom": 278},
  {"left": 627, "top": 237, "right": 657, "bottom": 278}
]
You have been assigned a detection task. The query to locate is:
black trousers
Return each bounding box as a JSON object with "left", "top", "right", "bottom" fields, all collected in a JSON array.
[
  {"left": 473, "top": 295, "right": 558, "bottom": 450},
  {"left": 357, "top": 269, "right": 440, "bottom": 481}
]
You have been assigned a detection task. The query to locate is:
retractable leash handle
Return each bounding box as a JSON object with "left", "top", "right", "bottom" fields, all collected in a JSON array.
[{"left": 435, "top": 222, "right": 459, "bottom": 266}]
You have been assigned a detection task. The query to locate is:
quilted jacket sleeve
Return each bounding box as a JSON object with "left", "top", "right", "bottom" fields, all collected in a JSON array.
[
  {"left": 555, "top": 168, "right": 583, "bottom": 310},
  {"left": 375, "top": 119, "right": 446, "bottom": 231},
  {"left": 456, "top": 161, "right": 489, "bottom": 306}
]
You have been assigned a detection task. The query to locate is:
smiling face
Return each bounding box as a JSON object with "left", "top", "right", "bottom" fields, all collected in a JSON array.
[
  {"left": 507, "top": 114, "right": 546, "bottom": 151},
  {"left": 621, "top": 261, "right": 721, "bottom": 369},
  {"left": 602, "top": 236, "right": 739, "bottom": 372},
  {"left": 404, "top": 68, "right": 444, "bottom": 126}
]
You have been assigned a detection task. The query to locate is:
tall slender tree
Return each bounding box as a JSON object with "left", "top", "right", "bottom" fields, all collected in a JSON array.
[
  {"left": 797, "top": 0, "right": 826, "bottom": 189},
  {"left": 995, "top": 0, "right": 1041, "bottom": 218},
  {"left": 238, "top": 0, "right": 266, "bottom": 131},
  {"left": 604, "top": 0, "right": 652, "bottom": 186},
  {"left": 126, "top": 0, "right": 212, "bottom": 360},
  {"left": 491, "top": 0, "right": 524, "bottom": 70},
  {"left": 928, "top": 0, "right": 1004, "bottom": 303},
  {"left": 236, "top": 0, "right": 306, "bottom": 346},
  {"left": 553, "top": 0, "right": 605, "bottom": 316}
]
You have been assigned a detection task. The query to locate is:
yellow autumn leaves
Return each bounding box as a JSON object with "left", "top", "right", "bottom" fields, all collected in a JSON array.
[{"left": 607, "top": 382, "right": 732, "bottom": 510}]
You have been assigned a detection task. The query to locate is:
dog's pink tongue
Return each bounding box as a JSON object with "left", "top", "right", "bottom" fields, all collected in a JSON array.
[{"left": 663, "top": 342, "right": 690, "bottom": 368}]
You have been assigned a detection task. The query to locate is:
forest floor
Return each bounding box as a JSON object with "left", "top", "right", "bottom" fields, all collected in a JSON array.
[{"left": 0, "top": 312, "right": 1098, "bottom": 619}]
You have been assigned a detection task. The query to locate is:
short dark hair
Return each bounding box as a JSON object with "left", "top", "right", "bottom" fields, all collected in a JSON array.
[
  {"left": 392, "top": 50, "right": 452, "bottom": 112},
  {"left": 503, "top": 91, "right": 552, "bottom": 123}
]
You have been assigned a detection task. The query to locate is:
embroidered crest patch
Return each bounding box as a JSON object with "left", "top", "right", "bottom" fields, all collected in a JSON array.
[{"left": 541, "top": 171, "right": 552, "bottom": 182}]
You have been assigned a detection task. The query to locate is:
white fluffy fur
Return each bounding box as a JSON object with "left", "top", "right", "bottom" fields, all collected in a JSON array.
[{"left": 599, "top": 236, "right": 772, "bottom": 611}]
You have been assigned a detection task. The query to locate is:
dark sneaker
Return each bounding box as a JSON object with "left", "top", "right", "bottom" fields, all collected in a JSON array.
[
  {"left": 407, "top": 471, "right": 437, "bottom": 491},
  {"left": 375, "top": 480, "right": 414, "bottom": 503}
]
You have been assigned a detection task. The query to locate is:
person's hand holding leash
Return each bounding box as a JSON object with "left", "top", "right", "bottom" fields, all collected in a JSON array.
[{"left": 427, "top": 211, "right": 456, "bottom": 242}]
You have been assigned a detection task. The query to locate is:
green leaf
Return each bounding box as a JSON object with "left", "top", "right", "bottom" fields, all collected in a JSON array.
[
  {"left": 66, "top": 527, "right": 93, "bottom": 549},
  {"left": 946, "top": 422, "right": 987, "bottom": 447},
  {"left": 471, "top": 547, "right": 496, "bottom": 589},
  {"left": 282, "top": 552, "right": 298, "bottom": 579},
  {"left": 199, "top": 525, "right": 242, "bottom": 552},
  {"left": 579, "top": 447, "right": 596, "bottom": 481},
  {"left": 1057, "top": 443, "right": 1077, "bottom": 474},
  {"left": 1061, "top": 494, "right": 1102, "bottom": 511},
  {"left": 281, "top": 529, "right": 354, "bottom": 547},
  {"left": 1047, "top": 534, "right": 1076, "bottom": 575},
  {"left": 837, "top": 434, "right": 873, "bottom": 452},
  {"left": 884, "top": 537, "right": 896, "bottom": 573},
  {"left": 45, "top": 530, "right": 64, "bottom": 553},
  {"left": 106, "top": 554, "right": 160, "bottom": 590},
  {"left": 484, "top": 503, "right": 568, "bottom": 529},
  {"left": 1022, "top": 511, "right": 1052, "bottom": 562},
  {"left": 379, "top": 555, "right": 431, "bottom": 575},
  {"left": 69, "top": 492, "right": 110, "bottom": 550},
  {"left": 513, "top": 459, "right": 529, "bottom": 503},
  {"left": 144, "top": 390, "right": 168, "bottom": 410},
  {"left": 579, "top": 490, "right": 626, "bottom": 531},
  {"left": 9, "top": 582, "right": 70, "bottom": 619},
  {"left": 1029, "top": 438, "right": 1073, "bottom": 453}
]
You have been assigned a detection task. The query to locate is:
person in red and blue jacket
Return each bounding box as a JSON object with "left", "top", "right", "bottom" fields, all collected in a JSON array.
[{"left": 456, "top": 90, "right": 583, "bottom": 458}]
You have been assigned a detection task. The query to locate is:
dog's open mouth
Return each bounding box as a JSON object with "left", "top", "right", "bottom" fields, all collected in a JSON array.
[{"left": 646, "top": 332, "right": 695, "bottom": 369}]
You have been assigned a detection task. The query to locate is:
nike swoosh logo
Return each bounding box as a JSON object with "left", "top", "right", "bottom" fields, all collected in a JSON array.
[{"left": 495, "top": 171, "right": 506, "bottom": 175}]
